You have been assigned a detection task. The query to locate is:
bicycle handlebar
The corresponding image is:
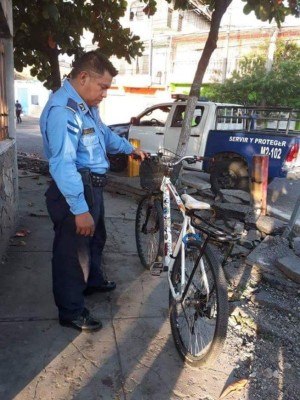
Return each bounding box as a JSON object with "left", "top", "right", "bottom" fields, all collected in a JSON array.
[{"left": 146, "top": 153, "right": 211, "bottom": 167}]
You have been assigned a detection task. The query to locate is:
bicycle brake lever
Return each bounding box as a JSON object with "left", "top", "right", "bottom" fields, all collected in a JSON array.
[{"left": 186, "top": 159, "right": 196, "bottom": 164}]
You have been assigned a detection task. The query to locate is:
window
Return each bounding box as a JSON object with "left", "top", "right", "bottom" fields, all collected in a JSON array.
[
  {"left": 167, "top": 8, "right": 173, "bottom": 28},
  {"left": 171, "top": 105, "right": 204, "bottom": 128},
  {"left": 142, "top": 55, "right": 149, "bottom": 74},
  {"left": 138, "top": 105, "right": 172, "bottom": 127},
  {"left": 136, "top": 8, "right": 145, "bottom": 20},
  {"left": 130, "top": 1, "right": 145, "bottom": 21},
  {"left": 0, "top": 40, "right": 8, "bottom": 141},
  {"left": 178, "top": 14, "right": 183, "bottom": 32},
  {"left": 31, "top": 95, "right": 39, "bottom": 105}
]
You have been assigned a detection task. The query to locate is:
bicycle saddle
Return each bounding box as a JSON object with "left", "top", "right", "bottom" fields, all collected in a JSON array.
[{"left": 181, "top": 194, "right": 211, "bottom": 210}]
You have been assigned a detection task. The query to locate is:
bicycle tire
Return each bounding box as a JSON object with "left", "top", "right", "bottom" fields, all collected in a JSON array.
[
  {"left": 135, "top": 195, "right": 164, "bottom": 269},
  {"left": 169, "top": 241, "right": 228, "bottom": 367}
]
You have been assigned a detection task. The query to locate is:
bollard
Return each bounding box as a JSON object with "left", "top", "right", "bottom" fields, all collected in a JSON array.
[
  {"left": 251, "top": 155, "right": 269, "bottom": 216},
  {"left": 128, "top": 138, "right": 140, "bottom": 177}
]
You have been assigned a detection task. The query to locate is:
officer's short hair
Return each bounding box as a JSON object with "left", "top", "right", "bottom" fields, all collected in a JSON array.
[{"left": 71, "top": 51, "right": 118, "bottom": 78}]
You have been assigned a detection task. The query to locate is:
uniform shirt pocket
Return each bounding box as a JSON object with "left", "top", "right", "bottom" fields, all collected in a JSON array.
[{"left": 80, "top": 133, "right": 99, "bottom": 147}]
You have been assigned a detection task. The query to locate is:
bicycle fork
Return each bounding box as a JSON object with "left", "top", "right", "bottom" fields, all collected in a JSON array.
[{"left": 169, "top": 234, "right": 211, "bottom": 304}]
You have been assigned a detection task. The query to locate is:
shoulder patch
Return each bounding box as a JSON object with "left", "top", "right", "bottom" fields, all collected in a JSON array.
[
  {"left": 66, "top": 98, "right": 78, "bottom": 113},
  {"left": 67, "top": 120, "right": 80, "bottom": 135}
]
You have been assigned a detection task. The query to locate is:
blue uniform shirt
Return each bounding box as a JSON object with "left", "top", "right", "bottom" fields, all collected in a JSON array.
[{"left": 40, "top": 79, "right": 134, "bottom": 215}]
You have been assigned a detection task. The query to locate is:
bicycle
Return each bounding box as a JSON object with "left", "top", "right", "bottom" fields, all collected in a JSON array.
[{"left": 135, "top": 153, "right": 240, "bottom": 367}]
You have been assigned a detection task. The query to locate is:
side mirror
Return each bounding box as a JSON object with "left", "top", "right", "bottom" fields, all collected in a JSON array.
[{"left": 130, "top": 117, "right": 139, "bottom": 126}]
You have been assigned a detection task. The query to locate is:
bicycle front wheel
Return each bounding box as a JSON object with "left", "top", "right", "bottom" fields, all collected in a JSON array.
[
  {"left": 135, "top": 195, "right": 164, "bottom": 269},
  {"left": 169, "top": 241, "right": 228, "bottom": 367}
]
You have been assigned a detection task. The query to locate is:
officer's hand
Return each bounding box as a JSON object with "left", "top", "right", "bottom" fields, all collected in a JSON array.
[
  {"left": 131, "top": 148, "right": 149, "bottom": 161},
  {"left": 75, "top": 212, "right": 95, "bottom": 237}
]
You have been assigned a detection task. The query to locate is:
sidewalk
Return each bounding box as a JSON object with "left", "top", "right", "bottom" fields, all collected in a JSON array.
[
  {"left": 4, "top": 115, "right": 298, "bottom": 399},
  {"left": 1, "top": 167, "right": 300, "bottom": 399},
  {"left": 0, "top": 169, "right": 243, "bottom": 400}
]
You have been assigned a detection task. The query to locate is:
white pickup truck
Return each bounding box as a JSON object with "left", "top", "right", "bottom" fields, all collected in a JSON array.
[{"left": 108, "top": 95, "right": 300, "bottom": 193}]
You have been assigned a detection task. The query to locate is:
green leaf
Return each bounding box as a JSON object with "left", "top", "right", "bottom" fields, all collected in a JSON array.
[
  {"left": 42, "top": 8, "right": 49, "bottom": 19},
  {"left": 47, "top": 4, "right": 60, "bottom": 21},
  {"left": 13, "top": 0, "right": 144, "bottom": 90},
  {"left": 243, "top": 3, "right": 253, "bottom": 15}
]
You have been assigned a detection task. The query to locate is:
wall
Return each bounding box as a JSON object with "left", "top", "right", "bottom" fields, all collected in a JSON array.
[
  {"left": 0, "top": 143, "right": 18, "bottom": 257},
  {"left": 0, "top": 1, "right": 18, "bottom": 261},
  {"left": 14, "top": 80, "right": 50, "bottom": 117},
  {"left": 100, "top": 89, "right": 172, "bottom": 125},
  {"left": 14, "top": 79, "right": 172, "bottom": 125}
]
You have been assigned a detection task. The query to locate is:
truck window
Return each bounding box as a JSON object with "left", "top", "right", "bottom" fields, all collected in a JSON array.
[
  {"left": 139, "top": 105, "right": 171, "bottom": 127},
  {"left": 171, "top": 105, "right": 204, "bottom": 127}
]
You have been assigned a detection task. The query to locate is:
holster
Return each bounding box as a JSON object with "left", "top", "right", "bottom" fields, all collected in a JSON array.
[{"left": 78, "top": 168, "right": 94, "bottom": 209}]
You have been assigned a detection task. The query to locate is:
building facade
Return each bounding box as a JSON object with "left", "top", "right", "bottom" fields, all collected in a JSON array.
[
  {"left": 15, "top": 2, "right": 300, "bottom": 125},
  {"left": 14, "top": 79, "right": 50, "bottom": 117},
  {"left": 0, "top": 0, "right": 18, "bottom": 259},
  {"left": 110, "top": 0, "right": 211, "bottom": 88},
  {"left": 106, "top": 1, "right": 300, "bottom": 96}
]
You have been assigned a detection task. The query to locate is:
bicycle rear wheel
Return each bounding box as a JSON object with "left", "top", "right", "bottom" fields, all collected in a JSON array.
[
  {"left": 135, "top": 195, "right": 164, "bottom": 269},
  {"left": 169, "top": 241, "right": 228, "bottom": 367}
]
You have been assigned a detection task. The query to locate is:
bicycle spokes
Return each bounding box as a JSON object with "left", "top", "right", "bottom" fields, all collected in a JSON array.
[
  {"left": 136, "top": 196, "right": 164, "bottom": 270},
  {"left": 169, "top": 243, "right": 228, "bottom": 366}
]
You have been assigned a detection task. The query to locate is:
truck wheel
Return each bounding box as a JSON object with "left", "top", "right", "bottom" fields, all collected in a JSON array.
[
  {"left": 108, "top": 154, "right": 128, "bottom": 173},
  {"left": 210, "top": 158, "right": 249, "bottom": 195}
]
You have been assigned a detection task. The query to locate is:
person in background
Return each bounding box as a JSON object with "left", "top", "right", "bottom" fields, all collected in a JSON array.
[
  {"left": 15, "top": 100, "right": 22, "bottom": 123},
  {"left": 40, "top": 50, "right": 147, "bottom": 332}
]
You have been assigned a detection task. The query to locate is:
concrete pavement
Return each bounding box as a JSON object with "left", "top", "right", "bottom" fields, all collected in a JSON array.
[
  {"left": 0, "top": 169, "right": 245, "bottom": 400},
  {"left": 2, "top": 115, "right": 297, "bottom": 399},
  {"left": 1, "top": 164, "right": 300, "bottom": 399}
]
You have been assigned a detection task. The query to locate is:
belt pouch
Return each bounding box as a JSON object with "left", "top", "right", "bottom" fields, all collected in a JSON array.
[{"left": 78, "top": 168, "right": 94, "bottom": 209}]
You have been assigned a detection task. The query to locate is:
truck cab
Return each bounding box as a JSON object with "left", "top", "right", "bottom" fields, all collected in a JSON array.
[{"left": 128, "top": 95, "right": 242, "bottom": 170}]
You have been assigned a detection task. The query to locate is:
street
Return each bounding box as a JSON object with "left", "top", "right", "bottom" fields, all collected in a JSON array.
[
  {"left": 16, "top": 115, "right": 300, "bottom": 225},
  {"left": 16, "top": 116, "right": 44, "bottom": 157}
]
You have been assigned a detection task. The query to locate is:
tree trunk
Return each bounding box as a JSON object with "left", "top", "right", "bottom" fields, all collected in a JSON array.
[
  {"left": 175, "top": 0, "right": 232, "bottom": 158},
  {"left": 47, "top": 46, "right": 62, "bottom": 92}
]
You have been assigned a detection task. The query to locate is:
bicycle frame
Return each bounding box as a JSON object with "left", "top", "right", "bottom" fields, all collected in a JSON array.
[{"left": 160, "top": 175, "right": 197, "bottom": 302}]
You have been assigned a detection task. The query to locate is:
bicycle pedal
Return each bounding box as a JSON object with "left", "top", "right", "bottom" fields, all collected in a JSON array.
[{"left": 150, "top": 262, "right": 164, "bottom": 276}]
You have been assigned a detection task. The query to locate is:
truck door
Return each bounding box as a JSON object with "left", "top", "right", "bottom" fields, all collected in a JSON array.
[
  {"left": 163, "top": 104, "right": 205, "bottom": 155},
  {"left": 128, "top": 104, "right": 172, "bottom": 152}
]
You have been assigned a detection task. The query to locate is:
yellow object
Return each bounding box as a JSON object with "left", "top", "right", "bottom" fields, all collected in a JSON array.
[{"left": 128, "top": 138, "right": 140, "bottom": 177}]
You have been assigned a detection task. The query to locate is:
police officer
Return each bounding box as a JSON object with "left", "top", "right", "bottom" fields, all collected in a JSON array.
[{"left": 40, "top": 51, "right": 147, "bottom": 332}]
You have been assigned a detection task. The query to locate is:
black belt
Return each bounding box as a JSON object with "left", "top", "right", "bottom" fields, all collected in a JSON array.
[{"left": 90, "top": 173, "right": 108, "bottom": 187}]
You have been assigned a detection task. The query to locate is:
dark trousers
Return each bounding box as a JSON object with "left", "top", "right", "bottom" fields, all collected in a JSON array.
[
  {"left": 16, "top": 111, "right": 22, "bottom": 123},
  {"left": 45, "top": 182, "right": 106, "bottom": 320}
]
